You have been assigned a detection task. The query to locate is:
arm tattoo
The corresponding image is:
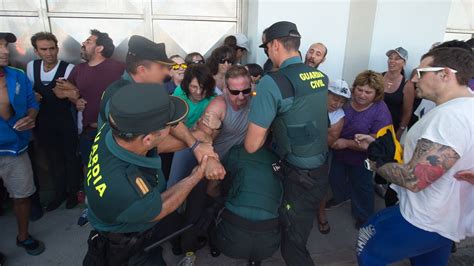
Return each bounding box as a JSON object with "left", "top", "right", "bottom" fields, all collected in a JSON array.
[{"left": 376, "top": 138, "right": 460, "bottom": 192}]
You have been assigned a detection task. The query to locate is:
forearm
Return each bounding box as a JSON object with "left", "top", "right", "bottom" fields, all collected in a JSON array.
[
  {"left": 153, "top": 175, "right": 202, "bottom": 221},
  {"left": 27, "top": 108, "right": 38, "bottom": 120},
  {"left": 157, "top": 129, "right": 212, "bottom": 153},
  {"left": 399, "top": 103, "right": 413, "bottom": 129},
  {"left": 345, "top": 139, "right": 366, "bottom": 151},
  {"left": 376, "top": 162, "right": 418, "bottom": 191},
  {"left": 170, "top": 122, "right": 196, "bottom": 147}
]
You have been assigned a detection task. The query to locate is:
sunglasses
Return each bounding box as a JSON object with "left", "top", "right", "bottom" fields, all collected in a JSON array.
[
  {"left": 228, "top": 87, "right": 252, "bottom": 96},
  {"left": 171, "top": 63, "right": 188, "bottom": 70},
  {"left": 192, "top": 60, "right": 205, "bottom": 64},
  {"left": 219, "top": 59, "right": 233, "bottom": 65},
  {"left": 416, "top": 67, "right": 458, "bottom": 79}
]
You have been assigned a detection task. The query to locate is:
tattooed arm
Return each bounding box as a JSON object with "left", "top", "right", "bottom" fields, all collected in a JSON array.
[{"left": 375, "top": 138, "right": 460, "bottom": 192}]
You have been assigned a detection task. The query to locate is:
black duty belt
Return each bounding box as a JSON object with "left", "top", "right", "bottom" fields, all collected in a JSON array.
[
  {"left": 98, "top": 230, "right": 152, "bottom": 246},
  {"left": 220, "top": 208, "right": 280, "bottom": 232}
]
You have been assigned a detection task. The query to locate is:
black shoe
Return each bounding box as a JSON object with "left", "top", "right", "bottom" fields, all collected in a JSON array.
[
  {"left": 0, "top": 251, "right": 6, "bottom": 265},
  {"left": 16, "top": 235, "right": 45, "bottom": 256},
  {"left": 66, "top": 194, "right": 78, "bottom": 209},
  {"left": 210, "top": 246, "right": 220, "bottom": 257},
  {"left": 248, "top": 260, "right": 261, "bottom": 266},
  {"left": 46, "top": 196, "right": 65, "bottom": 212}
]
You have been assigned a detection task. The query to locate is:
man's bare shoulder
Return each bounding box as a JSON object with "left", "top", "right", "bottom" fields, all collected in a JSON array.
[{"left": 208, "top": 95, "right": 226, "bottom": 111}]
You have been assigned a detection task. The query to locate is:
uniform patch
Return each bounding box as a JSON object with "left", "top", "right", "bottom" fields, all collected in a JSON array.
[
  {"left": 127, "top": 165, "right": 152, "bottom": 198},
  {"left": 135, "top": 177, "right": 150, "bottom": 195}
]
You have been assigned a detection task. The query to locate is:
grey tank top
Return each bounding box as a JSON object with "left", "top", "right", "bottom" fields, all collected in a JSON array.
[{"left": 213, "top": 95, "right": 250, "bottom": 159}]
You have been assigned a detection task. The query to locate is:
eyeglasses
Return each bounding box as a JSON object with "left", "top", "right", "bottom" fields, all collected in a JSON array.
[
  {"left": 228, "top": 87, "right": 252, "bottom": 95},
  {"left": 416, "top": 67, "right": 458, "bottom": 79},
  {"left": 219, "top": 59, "right": 233, "bottom": 65},
  {"left": 171, "top": 63, "right": 187, "bottom": 70}
]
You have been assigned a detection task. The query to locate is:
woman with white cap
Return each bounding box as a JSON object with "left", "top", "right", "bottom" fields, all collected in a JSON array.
[{"left": 317, "top": 79, "right": 351, "bottom": 234}]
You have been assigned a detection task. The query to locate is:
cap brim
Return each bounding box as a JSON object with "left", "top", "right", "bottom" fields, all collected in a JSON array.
[
  {"left": 155, "top": 58, "right": 175, "bottom": 66},
  {"left": 167, "top": 96, "right": 189, "bottom": 125},
  {"left": 386, "top": 50, "right": 406, "bottom": 61},
  {"left": 259, "top": 43, "right": 267, "bottom": 48}
]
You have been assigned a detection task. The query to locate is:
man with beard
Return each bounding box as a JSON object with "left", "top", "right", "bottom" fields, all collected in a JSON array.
[
  {"left": 62, "top": 29, "right": 124, "bottom": 169},
  {"left": 304, "top": 42, "right": 327, "bottom": 69}
]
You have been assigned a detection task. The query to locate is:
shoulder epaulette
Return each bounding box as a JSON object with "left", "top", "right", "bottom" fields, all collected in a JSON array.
[{"left": 126, "top": 165, "right": 151, "bottom": 198}]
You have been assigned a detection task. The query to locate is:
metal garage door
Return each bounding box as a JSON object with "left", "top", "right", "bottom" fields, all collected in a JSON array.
[{"left": 0, "top": 0, "right": 245, "bottom": 69}]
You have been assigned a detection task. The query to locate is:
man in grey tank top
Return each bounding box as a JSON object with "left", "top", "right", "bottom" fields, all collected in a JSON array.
[{"left": 194, "top": 65, "right": 252, "bottom": 159}]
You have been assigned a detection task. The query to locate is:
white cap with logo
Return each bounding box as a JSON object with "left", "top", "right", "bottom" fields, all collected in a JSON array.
[{"left": 328, "top": 79, "right": 351, "bottom": 99}]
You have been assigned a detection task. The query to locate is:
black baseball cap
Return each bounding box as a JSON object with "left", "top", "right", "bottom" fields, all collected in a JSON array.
[
  {"left": 259, "top": 21, "right": 301, "bottom": 48},
  {"left": 109, "top": 83, "right": 188, "bottom": 135},
  {"left": 0, "top": 32, "right": 16, "bottom": 43},
  {"left": 127, "top": 35, "right": 174, "bottom": 65}
]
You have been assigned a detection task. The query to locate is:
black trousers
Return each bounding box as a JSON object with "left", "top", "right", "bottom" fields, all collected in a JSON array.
[
  {"left": 37, "top": 119, "right": 81, "bottom": 198},
  {"left": 83, "top": 212, "right": 184, "bottom": 266},
  {"left": 280, "top": 164, "right": 328, "bottom": 266}
]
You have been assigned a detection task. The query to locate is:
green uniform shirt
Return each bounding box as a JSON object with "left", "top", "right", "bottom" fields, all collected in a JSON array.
[
  {"left": 249, "top": 56, "right": 327, "bottom": 169},
  {"left": 97, "top": 71, "right": 134, "bottom": 128},
  {"left": 85, "top": 123, "right": 166, "bottom": 233},
  {"left": 172, "top": 85, "right": 214, "bottom": 128}
]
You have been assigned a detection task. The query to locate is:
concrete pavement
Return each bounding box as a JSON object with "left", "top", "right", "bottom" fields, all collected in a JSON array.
[{"left": 0, "top": 199, "right": 472, "bottom": 265}]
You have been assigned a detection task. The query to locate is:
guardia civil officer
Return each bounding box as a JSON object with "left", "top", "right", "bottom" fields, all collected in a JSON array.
[
  {"left": 83, "top": 83, "right": 221, "bottom": 265},
  {"left": 244, "top": 21, "right": 329, "bottom": 266}
]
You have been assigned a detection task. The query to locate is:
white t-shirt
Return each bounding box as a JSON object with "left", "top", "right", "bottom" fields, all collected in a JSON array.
[
  {"left": 26, "top": 60, "right": 80, "bottom": 132},
  {"left": 392, "top": 96, "right": 474, "bottom": 242},
  {"left": 413, "top": 99, "right": 436, "bottom": 119},
  {"left": 329, "top": 108, "right": 345, "bottom": 126},
  {"left": 26, "top": 60, "right": 74, "bottom": 85}
]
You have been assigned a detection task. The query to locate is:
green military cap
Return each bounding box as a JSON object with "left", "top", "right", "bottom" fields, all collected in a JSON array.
[
  {"left": 259, "top": 21, "right": 301, "bottom": 48},
  {"left": 127, "top": 35, "right": 174, "bottom": 65},
  {"left": 109, "top": 83, "right": 188, "bottom": 135}
]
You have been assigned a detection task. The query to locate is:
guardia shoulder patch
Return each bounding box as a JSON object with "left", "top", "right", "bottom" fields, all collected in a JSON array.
[{"left": 126, "top": 165, "right": 151, "bottom": 198}]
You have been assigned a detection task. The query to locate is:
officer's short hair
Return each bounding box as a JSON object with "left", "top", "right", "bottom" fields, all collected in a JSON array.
[
  {"left": 125, "top": 53, "right": 154, "bottom": 74},
  {"left": 225, "top": 65, "right": 251, "bottom": 87},
  {"left": 276, "top": 36, "right": 300, "bottom": 52},
  {"left": 31, "top": 32, "right": 58, "bottom": 49},
  {"left": 90, "top": 29, "right": 115, "bottom": 58},
  {"left": 421, "top": 47, "right": 473, "bottom": 86},
  {"left": 352, "top": 70, "right": 385, "bottom": 102}
]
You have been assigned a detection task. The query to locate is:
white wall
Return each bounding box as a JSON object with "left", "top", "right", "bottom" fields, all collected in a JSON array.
[
  {"left": 368, "top": 0, "right": 452, "bottom": 77},
  {"left": 247, "top": 0, "right": 352, "bottom": 81},
  {"left": 247, "top": 0, "right": 454, "bottom": 84}
]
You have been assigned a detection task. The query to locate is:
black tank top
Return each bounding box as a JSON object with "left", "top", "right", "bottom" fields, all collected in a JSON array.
[{"left": 383, "top": 72, "right": 405, "bottom": 131}]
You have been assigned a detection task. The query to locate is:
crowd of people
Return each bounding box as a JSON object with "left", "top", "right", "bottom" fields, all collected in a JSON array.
[{"left": 0, "top": 20, "right": 473, "bottom": 266}]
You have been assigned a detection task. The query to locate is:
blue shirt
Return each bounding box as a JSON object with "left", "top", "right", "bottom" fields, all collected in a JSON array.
[{"left": 0, "top": 66, "right": 39, "bottom": 156}]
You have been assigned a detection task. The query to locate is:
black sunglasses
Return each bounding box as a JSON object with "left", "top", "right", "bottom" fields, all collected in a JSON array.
[
  {"left": 228, "top": 87, "right": 252, "bottom": 95},
  {"left": 192, "top": 60, "right": 205, "bottom": 64},
  {"left": 219, "top": 59, "right": 233, "bottom": 65}
]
